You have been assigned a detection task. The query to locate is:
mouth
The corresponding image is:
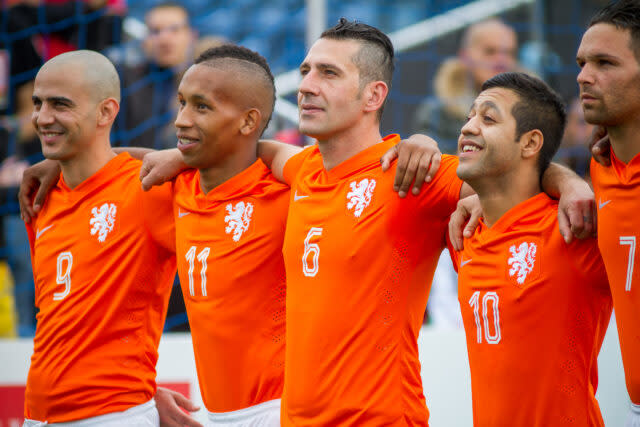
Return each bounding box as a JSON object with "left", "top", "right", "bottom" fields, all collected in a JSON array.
[
  {"left": 176, "top": 135, "right": 199, "bottom": 152},
  {"left": 38, "top": 130, "right": 65, "bottom": 144},
  {"left": 458, "top": 139, "right": 483, "bottom": 157},
  {"left": 299, "top": 103, "right": 324, "bottom": 116}
]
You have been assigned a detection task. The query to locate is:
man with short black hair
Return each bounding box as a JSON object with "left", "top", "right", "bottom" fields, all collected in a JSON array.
[
  {"left": 452, "top": 71, "right": 612, "bottom": 426},
  {"left": 578, "top": 1, "right": 640, "bottom": 424}
]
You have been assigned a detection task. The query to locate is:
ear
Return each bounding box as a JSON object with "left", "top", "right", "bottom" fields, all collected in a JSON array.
[
  {"left": 362, "top": 81, "right": 389, "bottom": 115},
  {"left": 520, "top": 129, "right": 544, "bottom": 160},
  {"left": 239, "top": 108, "right": 262, "bottom": 136},
  {"left": 97, "top": 98, "right": 120, "bottom": 128}
]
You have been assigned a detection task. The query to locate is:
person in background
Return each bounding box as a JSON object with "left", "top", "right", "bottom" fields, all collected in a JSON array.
[{"left": 412, "top": 18, "right": 522, "bottom": 153}]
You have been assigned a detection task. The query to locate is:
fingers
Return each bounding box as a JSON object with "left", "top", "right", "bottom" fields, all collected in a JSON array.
[
  {"left": 591, "top": 138, "right": 611, "bottom": 167},
  {"left": 172, "top": 391, "right": 200, "bottom": 412},
  {"left": 397, "top": 153, "right": 422, "bottom": 198},
  {"left": 448, "top": 204, "right": 470, "bottom": 252},
  {"left": 558, "top": 208, "right": 573, "bottom": 244},
  {"left": 18, "top": 176, "right": 35, "bottom": 223},
  {"left": 393, "top": 147, "right": 410, "bottom": 196},
  {"left": 424, "top": 153, "right": 441, "bottom": 184},
  {"left": 463, "top": 208, "right": 481, "bottom": 239},
  {"left": 380, "top": 146, "right": 398, "bottom": 172}
]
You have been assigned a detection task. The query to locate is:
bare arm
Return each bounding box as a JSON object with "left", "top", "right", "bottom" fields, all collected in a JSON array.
[
  {"left": 541, "top": 162, "right": 596, "bottom": 243},
  {"left": 257, "top": 139, "right": 303, "bottom": 183}
]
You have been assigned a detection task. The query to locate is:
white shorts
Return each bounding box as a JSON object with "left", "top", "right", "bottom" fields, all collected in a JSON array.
[
  {"left": 626, "top": 402, "right": 640, "bottom": 427},
  {"left": 23, "top": 399, "right": 159, "bottom": 427},
  {"left": 206, "top": 399, "right": 280, "bottom": 427}
]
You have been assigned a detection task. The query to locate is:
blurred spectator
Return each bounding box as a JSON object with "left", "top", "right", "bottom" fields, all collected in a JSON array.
[
  {"left": 113, "top": 2, "right": 196, "bottom": 149},
  {"left": 555, "top": 98, "right": 594, "bottom": 178},
  {"left": 411, "top": 19, "right": 521, "bottom": 153}
]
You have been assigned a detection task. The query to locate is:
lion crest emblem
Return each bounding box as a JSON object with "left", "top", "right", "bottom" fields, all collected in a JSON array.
[
  {"left": 508, "top": 242, "right": 537, "bottom": 284},
  {"left": 224, "top": 201, "right": 254, "bottom": 242},
  {"left": 346, "top": 178, "right": 376, "bottom": 218},
  {"left": 90, "top": 203, "right": 117, "bottom": 242}
]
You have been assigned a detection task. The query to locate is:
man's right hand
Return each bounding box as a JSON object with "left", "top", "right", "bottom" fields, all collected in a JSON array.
[
  {"left": 590, "top": 126, "right": 610, "bottom": 166},
  {"left": 155, "top": 387, "right": 203, "bottom": 427},
  {"left": 140, "top": 149, "right": 189, "bottom": 191},
  {"left": 19, "top": 159, "right": 61, "bottom": 223}
]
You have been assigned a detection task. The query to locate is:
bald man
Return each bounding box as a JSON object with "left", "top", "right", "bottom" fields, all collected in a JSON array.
[
  {"left": 23, "top": 50, "right": 180, "bottom": 426},
  {"left": 412, "top": 18, "right": 521, "bottom": 152},
  {"left": 150, "top": 44, "right": 288, "bottom": 427}
]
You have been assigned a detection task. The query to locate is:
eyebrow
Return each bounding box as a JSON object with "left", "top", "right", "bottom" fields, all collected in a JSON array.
[
  {"left": 576, "top": 52, "right": 619, "bottom": 62},
  {"left": 299, "top": 62, "right": 341, "bottom": 72},
  {"left": 470, "top": 100, "right": 502, "bottom": 115},
  {"left": 31, "top": 95, "right": 75, "bottom": 106}
]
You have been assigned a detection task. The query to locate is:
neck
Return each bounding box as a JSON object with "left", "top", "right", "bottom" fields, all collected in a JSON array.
[
  {"left": 471, "top": 167, "right": 541, "bottom": 228},
  {"left": 316, "top": 120, "right": 382, "bottom": 171},
  {"left": 59, "top": 136, "right": 116, "bottom": 189},
  {"left": 607, "top": 121, "right": 640, "bottom": 164},
  {"left": 198, "top": 146, "right": 257, "bottom": 194}
]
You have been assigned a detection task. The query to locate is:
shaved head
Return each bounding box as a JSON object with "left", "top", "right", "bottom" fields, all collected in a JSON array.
[
  {"left": 195, "top": 45, "right": 275, "bottom": 134},
  {"left": 39, "top": 50, "right": 120, "bottom": 103},
  {"left": 462, "top": 19, "right": 516, "bottom": 50}
]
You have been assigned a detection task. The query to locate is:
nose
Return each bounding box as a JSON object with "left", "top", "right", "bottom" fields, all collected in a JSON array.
[
  {"left": 34, "top": 103, "right": 55, "bottom": 128},
  {"left": 460, "top": 116, "right": 479, "bottom": 136},
  {"left": 298, "top": 71, "right": 319, "bottom": 98},
  {"left": 174, "top": 105, "right": 192, "bottom": 129},
  {"left": 577, "top": 63, "right": 593, "bottom": 86}
]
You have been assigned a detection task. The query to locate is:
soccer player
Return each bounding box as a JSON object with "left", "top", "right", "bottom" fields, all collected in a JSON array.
[
  {"left": 577, "top": 1, "right": 640, "bottom": 424},
  {"left": 165, "top": 45, "right": 288, "bottom": 425},
  {"left": 23, "top": 50, "right": 177, "bottom": 424},
  {"left": 450, "top": 71, "right": 612, "bottom": 426}
]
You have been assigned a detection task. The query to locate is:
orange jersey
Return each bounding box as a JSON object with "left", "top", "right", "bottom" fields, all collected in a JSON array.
[
  {"left": 24, "top": 153, "right": 176, "bottom": 422},
  {"left": 281, "top": 134, "right": 463, "bottom": 426},
  {"left": 591, "top": 153, "right": 640, "bottom": 403},
  {"left": 452, "top": 193, "right": 612, "bottom": 426},
  {"left": 173, "top": 160, "right": 288, "bottom": 413}
]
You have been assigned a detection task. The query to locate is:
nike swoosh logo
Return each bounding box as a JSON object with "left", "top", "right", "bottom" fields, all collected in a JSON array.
[
  {"left": 598, "top": 199, "right": 611, "bottom": 210},
  {"left": 294, "top": 191, "right": 309, "bottom": 201},
  {"left": 36, "top": 224, "right": 54, "bottom": 239},
  {"left": 460, "top": 258, "right": 472, "bottom": 267},
  {"left": 178, "top": 209, "right": 190, "bottom": 218}
]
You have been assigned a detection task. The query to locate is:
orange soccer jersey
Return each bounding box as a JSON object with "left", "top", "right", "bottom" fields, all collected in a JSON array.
[
  {"left": 24, "top": 153, "right": 176, "bottom": 423},
  {"left": 591, "top": 153, "right": 640, "bottom": 404},
  {"left": 173, "top": 160, "right": 288, "bottom": 413},
  {"left": 452, "top": 193, "right": 612, "bottom": 426},
  {"left": 280, "top": 134, "right": 463, "bottom": 426}
]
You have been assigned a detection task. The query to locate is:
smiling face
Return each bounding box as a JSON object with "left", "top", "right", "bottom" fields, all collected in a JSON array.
[
  {"left": 456, "top": 87, "right": 522, "bottom": 183},
  {"left": 576, "top": 23, "right": 640, "bottom": 127},
  {"left": 175, "top": 64, "right": 246, "bottom": 169},
  {"left": 297, "top": 38, "right": 368, "bottom": 142},
  {"left": 31, "top": 63, "right": 98, "bottom": 162}
]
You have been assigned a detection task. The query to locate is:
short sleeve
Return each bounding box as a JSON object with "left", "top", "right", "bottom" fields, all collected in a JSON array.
[
  {"left": 417, "top": 154, "right": 463, "bottom": 216},
  {"left": 567, "top": 236, "right": 610, "bottom": 294},
  {"left": 283, "top": 145, "right": 316, "bottom": 186},
  {"left": 142, "top": 181, "right": 176, "bottom": 254}
]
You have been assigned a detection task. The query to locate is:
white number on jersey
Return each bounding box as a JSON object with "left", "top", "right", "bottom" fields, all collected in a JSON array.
[
  {"left": 54, "top": 252, "right": 73, "bottom": 301},
  {"left": 185, "top": 246, "right": 210, "bottom": 297},
  {"left": 302, "top": 227, "right": 323, "bottom": 277},
  {"left": 469, "top": 291, "right": 501, "bottom": 344},
  {"left": 620, "top": 236, "right": 636, "bottom": 292}
]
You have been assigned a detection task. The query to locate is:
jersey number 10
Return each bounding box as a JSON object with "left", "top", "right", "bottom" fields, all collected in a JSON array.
[{"left": 469, "top": 291, "right": 501, "bottom": 344}]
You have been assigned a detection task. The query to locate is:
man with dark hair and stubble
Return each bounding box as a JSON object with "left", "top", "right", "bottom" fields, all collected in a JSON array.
[
  {"left": 577, "top": 1, "right": 640, "bottom": 424},
  {"left": 451, "top": 71, "right": 612, "bottom": 426}
]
